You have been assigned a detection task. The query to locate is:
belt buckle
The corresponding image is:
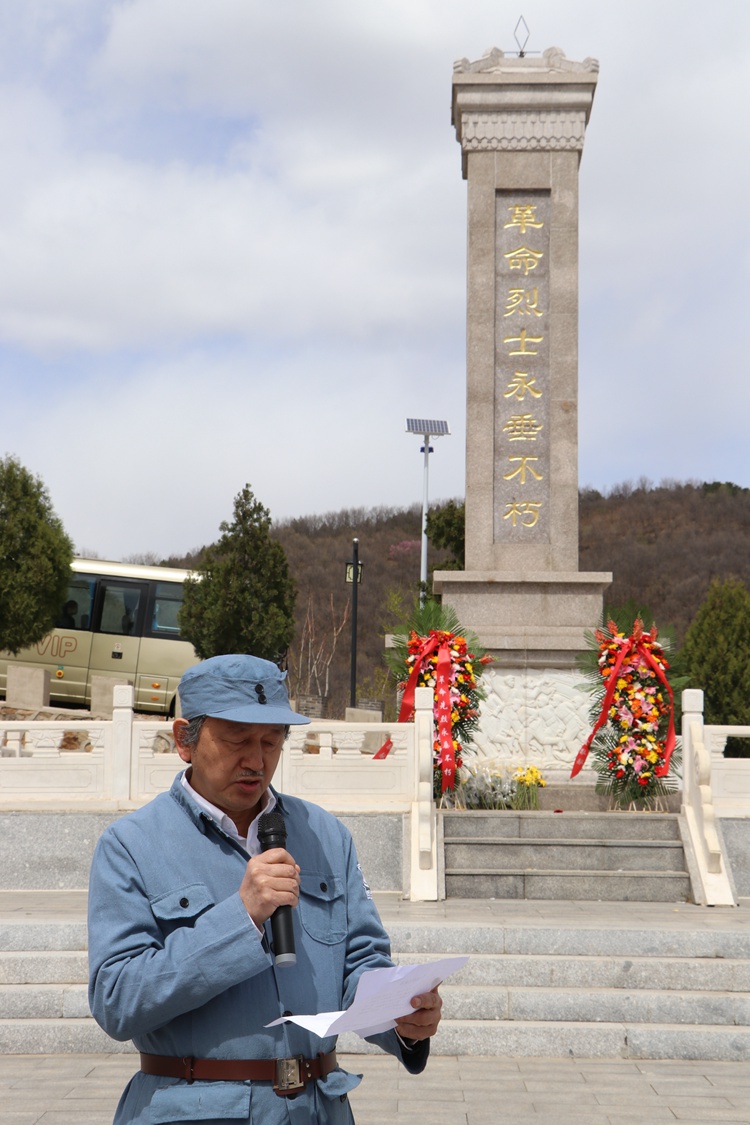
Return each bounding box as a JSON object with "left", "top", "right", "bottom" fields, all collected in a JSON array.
[{"left": 273, "top": 1055, "right": 305, "bottom": 1097}]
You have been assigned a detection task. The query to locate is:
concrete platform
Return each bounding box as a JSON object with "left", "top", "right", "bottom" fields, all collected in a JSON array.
[{"left": 4, "top": 890, "right": 750, "bottom": 930}]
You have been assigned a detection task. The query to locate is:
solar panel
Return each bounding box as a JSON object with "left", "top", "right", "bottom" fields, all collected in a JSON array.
[{"left": 405, "top": 419, "right": 451, "bottom": 436}]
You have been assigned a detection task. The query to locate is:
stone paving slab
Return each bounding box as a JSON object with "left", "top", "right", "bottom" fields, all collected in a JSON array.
[{"left": 1, "top": 1055, "right": 750, "bottom": 1124}]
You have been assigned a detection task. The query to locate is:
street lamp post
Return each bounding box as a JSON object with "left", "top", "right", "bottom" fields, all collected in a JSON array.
[
  {"left": 406, "top": 418, "right": 451, "bottom": 604},
  {"left": 345, "top": 538, "right": 363, "bottom": 709}
]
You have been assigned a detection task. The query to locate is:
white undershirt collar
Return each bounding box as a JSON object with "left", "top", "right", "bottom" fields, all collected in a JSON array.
[{"left": 180, "top": 770, "right": 276, "bottom": 856}]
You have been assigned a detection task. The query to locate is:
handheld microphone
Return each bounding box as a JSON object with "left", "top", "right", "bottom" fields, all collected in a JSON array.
[{"left": 257, "top": 808, "right": 297, "bottom": 968}]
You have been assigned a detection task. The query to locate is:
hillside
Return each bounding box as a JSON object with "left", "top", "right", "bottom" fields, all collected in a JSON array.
[
  {"left": 273, "top": 505, "right": 446, "bottom": 716},
  {"left": 579, "top": 481, "right": 750, "bottom": 644},
  {"left": 165, "top": 481, "right": 750, "bottom": 718}
]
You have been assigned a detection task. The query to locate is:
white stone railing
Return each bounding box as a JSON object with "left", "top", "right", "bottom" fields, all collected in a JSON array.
[
  {"left": 0, "top": 684, "right": 439, "bottom": 900},
  {"left": 700, "top": 724, "right": 750, "bottom": 817},
  {"left": 680, "top": 689, "right": 737, "bottom": 906}
]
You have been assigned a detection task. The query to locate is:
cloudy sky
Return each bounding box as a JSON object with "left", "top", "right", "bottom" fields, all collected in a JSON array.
[{"left": 1, "top": 0, "right": 747, "bottom": 561}]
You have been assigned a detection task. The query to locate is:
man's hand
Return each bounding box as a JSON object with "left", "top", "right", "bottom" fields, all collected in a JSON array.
[
  {"left": 395, "top": 985, "right": 443, "bottom": 1042},
  {"left": 239, "top": 848, "right": 300, "bottom": 930}
]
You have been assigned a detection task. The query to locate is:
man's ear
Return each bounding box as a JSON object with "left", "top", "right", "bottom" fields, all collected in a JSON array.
[{"left": 173, "top": 718, "right": 191, "bottom": 763}]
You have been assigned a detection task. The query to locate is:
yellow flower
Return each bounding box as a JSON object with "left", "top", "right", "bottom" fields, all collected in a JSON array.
[{"left": 514, "top": 765, "right": 547, "bottom": 788}]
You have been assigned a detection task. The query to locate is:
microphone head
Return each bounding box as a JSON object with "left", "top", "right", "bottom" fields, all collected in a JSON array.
[{"left": 258, "top": 807, "right": 287, "bottom": 850}]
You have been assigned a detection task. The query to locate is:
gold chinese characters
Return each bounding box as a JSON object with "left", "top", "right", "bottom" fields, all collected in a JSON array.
[{"left": 497, "top": 199, "right": 548, "bottom": 533}]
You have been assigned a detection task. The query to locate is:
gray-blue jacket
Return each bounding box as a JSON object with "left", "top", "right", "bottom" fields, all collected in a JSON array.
[{"left": 88, "top": 774, "right": 428, "bottom": 1124}]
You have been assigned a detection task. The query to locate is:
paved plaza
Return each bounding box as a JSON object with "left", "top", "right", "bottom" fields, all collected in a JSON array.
[{"left": 2, "top": 1052, "right": 750, "bottom": 1124}]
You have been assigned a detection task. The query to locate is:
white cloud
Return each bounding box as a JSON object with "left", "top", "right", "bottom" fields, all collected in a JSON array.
[
  {"left": 0, "top": 0, "right": 748, "bottom": 558},
  {"left": 2, "top": 339, "right": 466, "bottom": 558},
  {"left": 0, "top": 126, "right": 463, "bottom": 354}
]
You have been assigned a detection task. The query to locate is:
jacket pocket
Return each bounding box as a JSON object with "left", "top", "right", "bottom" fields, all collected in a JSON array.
[
  {"left": 150, "top": 1080, "right": 251, "bottom": 1122},
  {"left": 298, "top": 873, "right": 346, "bottom": 944},
  {"left": 150, "top": 882, "right": 214, "bottom": 933}
]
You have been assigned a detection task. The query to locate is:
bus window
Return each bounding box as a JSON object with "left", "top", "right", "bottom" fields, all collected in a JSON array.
[
  {"left": 55, "top": 579, "right": 95, "bottom": 630},
  {"left": 150, "top": 582, "right": 183, "bottom": 638},
  {"left": 98, "top": 583, "right": 145, "bottom": 636}
]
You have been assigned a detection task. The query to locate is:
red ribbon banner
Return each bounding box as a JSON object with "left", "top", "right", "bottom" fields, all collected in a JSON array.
[
  {"left": 373, "top": 737, "right": 393, "bottom": 760},
  {"left": 396, "top": 632, "right": 457, "bottom": 792},
  {"left": 434, "top": 643, "right": 456, "bottom": 792},
  {"left": 397, "top": 633, "right": 442, "bottom": 724}
]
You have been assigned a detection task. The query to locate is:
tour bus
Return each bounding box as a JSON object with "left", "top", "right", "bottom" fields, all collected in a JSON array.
[{"left": 0, "top": 559, "right": 199, "bottom": 715}]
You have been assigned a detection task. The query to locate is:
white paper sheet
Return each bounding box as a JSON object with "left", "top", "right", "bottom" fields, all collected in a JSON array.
[{"left": 265, "top": 955, "right": 468, "bottom": 1039}]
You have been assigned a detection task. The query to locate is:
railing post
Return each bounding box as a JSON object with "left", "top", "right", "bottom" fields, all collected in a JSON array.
[
  {"left": 3, "top": 729, "right": 23, "bottom": 757},
  {"left": 112, "top": 684, "right": 135, "bottom": 802},
  {"left": 409, "top": 686, "right": 438, "bottom": 901},
  {"left": 681, "top": 688, "right": 704, "bottom": 808},
  {"left": 680, "top": 687, "right": 736, "bottom": 905}
]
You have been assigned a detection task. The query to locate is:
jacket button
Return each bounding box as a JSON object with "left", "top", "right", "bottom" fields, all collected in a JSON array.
[
  {"left": 283, "top": 1010, "right": 293, "bottom": 1017},
  {"left": 320, "top": 882, "right": 327, "bottom": 892},
  {"left": 180, "top": 897, "right": 189, "bottom": 908}
]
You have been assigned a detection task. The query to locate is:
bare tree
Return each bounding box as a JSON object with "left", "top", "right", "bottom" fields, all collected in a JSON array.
[{"left": 289, "top": 593, "right": 351, "bottom": 699}]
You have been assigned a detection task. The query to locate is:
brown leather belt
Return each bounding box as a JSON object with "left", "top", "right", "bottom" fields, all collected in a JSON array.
[{"left": 140, "top": 1050, "right": 338, "bottom": 1096}]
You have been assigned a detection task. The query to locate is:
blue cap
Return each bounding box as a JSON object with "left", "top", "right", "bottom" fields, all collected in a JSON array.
[{"left": 178, "top": 655, "right": 310, "bottom": 726}]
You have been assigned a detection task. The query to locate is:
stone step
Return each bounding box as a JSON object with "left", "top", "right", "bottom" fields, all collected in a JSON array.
[
  {"left": 345, "top": 1020, "right": 750, "bottom": 1061},
  {"left": 444, "top": 838, "right": 687, "bottom": 872},
  {"left": 4, "top": 918, "right": 739, "bottom": 961},
  {"left": 439, "top": 984, "right": 750, "bottom": 1026},
  {"left": 0, "top": 1018, "right": 132, "bottom": 1054},
  {"left": 441, "top": 811, "right": 690, "bottom": 901},
  {"left": 444, "top": 869, "right": 691, "bottom": 902},
  {"left": 1, "top": 909, "right": 748, "bottom": 1060},
  {"left": 443, "top": 811, "right": 682, "bottom": 842},
  {"left": 0, "top": 950, "right": 88, "bottom": 984},
  {"left": 4, "top": 1015, "right": 749, "bottom": 1061},
  {"left": 0, "top": 983, "right": 90, "bottom": 1018},
  {"left": 0, "top": 921, "right": 87, "bottom": 952},
  {"left": 3, "top": 948, "right": 748, "bottom": 995},
  {"left": 396, "top": 952, "right": 750, "bottom": 992},
  {"left": 5, "top": 980, "right": 747, "bottom": 1030},
  {"left": 388, "top": 921, "right": 749, "bottom": 959},
  {"left": 535, "top": 785, "right": 681, "bottom": 815}
]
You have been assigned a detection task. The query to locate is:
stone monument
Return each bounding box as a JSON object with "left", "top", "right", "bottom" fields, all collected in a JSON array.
[{"left": 433, "top": 46, "right": 611, "bottom": 775}]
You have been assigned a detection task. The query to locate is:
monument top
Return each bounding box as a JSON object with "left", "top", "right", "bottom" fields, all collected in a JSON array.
[
  {"left": 452, "top": 46, "right": 599, "bottom": 173},
  {"left": 453, "top": 46, "right": 599, "bottom": 78}
]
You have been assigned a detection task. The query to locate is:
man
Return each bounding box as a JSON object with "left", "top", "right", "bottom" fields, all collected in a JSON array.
[{"left": 88, "top": 654, "right": 442, "bottom": 1124}]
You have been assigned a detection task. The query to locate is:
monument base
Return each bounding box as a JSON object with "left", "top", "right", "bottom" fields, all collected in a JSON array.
[
  {"left": 433, "top": 568, "right": 611, "bottom": 774},
  {"left": 471, "top": 665, "right": 590, "bottom": 773},
  {"left": 433, "top": 569, "right": 612, "bottom": 668}
]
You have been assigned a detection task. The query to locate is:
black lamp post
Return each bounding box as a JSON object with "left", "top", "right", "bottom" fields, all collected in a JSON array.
[{"left": 345, "top": 538, "right": 363, "bottom": 709}]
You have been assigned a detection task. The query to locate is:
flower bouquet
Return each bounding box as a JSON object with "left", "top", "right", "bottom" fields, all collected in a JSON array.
[
  {"left": 386, "top": 601, "right": 492, "bottom": 798},
  {"left": 573, "top": 617, "right": 681, "bottom": 808},
  {"left": 510, "top": 765, "right": 547, "bottom": 810},
  {"left": 454, "top": 764, "right": 514, "bottom": 810}
]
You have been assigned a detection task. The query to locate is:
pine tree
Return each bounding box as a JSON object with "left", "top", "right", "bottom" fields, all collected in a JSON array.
[
  {"left": 681, "top": 579, "right": 750, "bottom": 750},
  {"left": 425, "top": 500, "right": 465, "bottom": 570},
  {"left": 0, "top": 456, "right": 74, "bottom": 654},
  {"left": 179, "top": 485, "right": 296, "bottom": 663}
]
